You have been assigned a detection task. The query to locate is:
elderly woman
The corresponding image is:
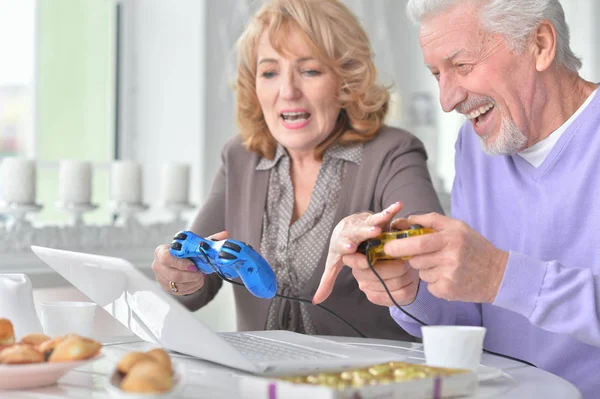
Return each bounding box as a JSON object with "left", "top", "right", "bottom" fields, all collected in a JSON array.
[{"left": 151, "top": 0, "right": 442, "bottom": 340}]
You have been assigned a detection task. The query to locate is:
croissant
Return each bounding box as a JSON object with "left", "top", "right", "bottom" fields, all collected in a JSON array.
[
  {"left": 0, "top": 344, "right": 44, "bottom": 364},
  {"left": 0, "top": 319, "right": 15, "bottom": 346},
  {"left": 19, "top": 333, "right": 51, "bottom": 347},
  {"left": 48, "top": 335, "right": 101, "bottom": 362},
  {"left": 37, "top": 334, "right": 70, "bottom": 354}
]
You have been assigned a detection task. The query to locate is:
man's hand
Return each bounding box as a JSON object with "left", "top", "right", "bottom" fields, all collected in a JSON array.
[{"left": 385, "top": 213, "right": 508, "bottom": 303}]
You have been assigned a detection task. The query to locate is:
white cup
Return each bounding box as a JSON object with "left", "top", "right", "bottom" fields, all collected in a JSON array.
[
  {"left": 41, "top": 301, "right": 97, "bottom": 338},
  {"left": 421, "top": 325, "right": 486, "bottom": 371}
]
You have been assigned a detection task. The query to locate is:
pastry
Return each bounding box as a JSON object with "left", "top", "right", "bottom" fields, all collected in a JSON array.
[
  {"left": 37, "top": 334, "right": 70, "bottom": 354},
  {"left": 116, "top": 351, "right": 154, "bottom": 375},
  {"left": 48, "top": 335, "right": 101, "bottom": 362},
  {"left": 0, "top": 319, "right": 15, "bottom": 345},
  {"left": 0, "top": 344, "right": 44, "bottom": 364},
  {"left": 37, "top": 334, "right": 71, "bottom": 360},
  {"left": 0, "top": 344, "right": 14, "bottom": 352},
  {"left": 146, "top": 348, "right": 173, "bottom": 374},
  {"left": 121, "top": 361, "right": 173, "bottom": 393},
  {"left": 19, "top": 333, "right": 51, "bottom": 347}
]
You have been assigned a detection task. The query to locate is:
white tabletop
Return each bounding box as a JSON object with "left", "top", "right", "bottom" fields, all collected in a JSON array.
[{"left": 1, "top": 335, "right": 581, "bottom": 399}]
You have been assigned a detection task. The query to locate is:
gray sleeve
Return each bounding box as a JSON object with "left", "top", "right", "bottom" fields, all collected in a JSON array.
[
  {"left": 175, "top": 149, "right": 230, "bottom": 311},
  {"left": 376, "top": 135, "right": 444, "bottom": 217}
]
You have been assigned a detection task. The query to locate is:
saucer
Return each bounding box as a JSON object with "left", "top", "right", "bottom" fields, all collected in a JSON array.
[{"left": 477, "top": 364, "right": 504, "bottom": 382}]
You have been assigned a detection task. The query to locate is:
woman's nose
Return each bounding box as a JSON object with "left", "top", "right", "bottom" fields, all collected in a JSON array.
[{"left": 279, "top": 73, "right": 302, "bottom": 100}]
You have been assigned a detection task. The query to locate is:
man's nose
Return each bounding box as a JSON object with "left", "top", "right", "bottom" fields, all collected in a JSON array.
[{"left": 439, "top": 74, "right": 467, "bottom": 113}]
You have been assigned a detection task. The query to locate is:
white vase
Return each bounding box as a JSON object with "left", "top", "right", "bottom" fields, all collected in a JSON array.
[{"left": 0, "top": 274, "right": 43, "bottom": 337}]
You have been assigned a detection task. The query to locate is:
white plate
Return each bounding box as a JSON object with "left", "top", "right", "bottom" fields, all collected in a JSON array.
[
  {"left": 477, "top": 365, "right": 504, "bottom": 382},
  {"left": 104, "top": 362, "right": 186, "bottom": 399},
  {"left": 0, "top": 354, "right": 102, "bottom": 390}
]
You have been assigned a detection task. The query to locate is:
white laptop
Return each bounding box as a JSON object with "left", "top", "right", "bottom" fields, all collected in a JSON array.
[{"left": 31, "top": 245, "right": 404, "bottom": 375}]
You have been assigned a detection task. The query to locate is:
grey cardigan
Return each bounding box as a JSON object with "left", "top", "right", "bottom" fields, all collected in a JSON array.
[{"left": 182, "top": 126, "right": 443, "bottom": 341}]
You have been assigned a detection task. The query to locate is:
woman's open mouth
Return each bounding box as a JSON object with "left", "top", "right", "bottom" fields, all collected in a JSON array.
[{"left": 280, "top": 111, "right": 311, "bottom": 129}]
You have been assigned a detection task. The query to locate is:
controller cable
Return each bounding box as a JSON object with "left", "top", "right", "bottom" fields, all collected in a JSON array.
[
  {"left": 363, "top": 241, "right": 537, "bottom": 368},
  {"left": 195, "top": 249, "right": 367, "bottom": 338},
  {"left": 196, "top": 244, "right": 535, "bottom": 367}
]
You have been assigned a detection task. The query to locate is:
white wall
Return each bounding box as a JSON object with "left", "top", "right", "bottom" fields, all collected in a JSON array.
[
  {"left": 119, "top": 0, "right": 207, "bottom": 217},
  {"left": 562, "top": 1, "right": 600, "bottom": 83}
]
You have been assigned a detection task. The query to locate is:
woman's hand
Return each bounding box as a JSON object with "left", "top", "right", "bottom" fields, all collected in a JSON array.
[
  {"left": 152, "top": 231, "right": 229, "bottom": 296},
  {"left": 313, "top": 202, "right": 402, "bottom": 304},
  {"left": 341, "top": 253, "right": 420, "bottom": 306}
]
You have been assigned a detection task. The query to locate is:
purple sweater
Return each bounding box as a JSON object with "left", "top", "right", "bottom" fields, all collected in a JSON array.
[{"left": 391, "top": 90, "right": 600, "bottom": 398}]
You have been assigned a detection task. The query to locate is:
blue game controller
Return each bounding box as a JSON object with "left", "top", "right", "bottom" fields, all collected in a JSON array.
[{"left": 169, "top": 231, "right": 277, "bottom": 299}]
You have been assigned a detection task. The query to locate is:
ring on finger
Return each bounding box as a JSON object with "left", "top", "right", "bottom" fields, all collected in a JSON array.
[{"left": 169, "top": 280, "right": 179, "bottom": 293}]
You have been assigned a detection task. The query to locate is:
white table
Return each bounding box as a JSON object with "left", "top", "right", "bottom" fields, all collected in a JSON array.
[{"left": 2, "top": 335, "right": 582, "bottom": 399}]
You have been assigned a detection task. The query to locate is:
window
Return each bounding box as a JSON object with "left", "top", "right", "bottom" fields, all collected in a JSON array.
[
  {"left": 36, "top": 0, "right": 116, "bottom": 223},
  {"left": 0, "top": 0, "right": 35, "bottom": 158},
  {"left": 0, "top": 0, "right": 117, "bottom": 224}
]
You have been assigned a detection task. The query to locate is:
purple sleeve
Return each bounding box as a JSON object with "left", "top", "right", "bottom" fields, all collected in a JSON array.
[
  {"left": 390, "top": 280, "right": 482, "bottom": 337},
  {"left": 494, "top": 251, "right": 600, "bottom": 346}
]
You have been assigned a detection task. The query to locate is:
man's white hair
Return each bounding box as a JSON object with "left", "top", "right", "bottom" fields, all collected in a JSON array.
[{"left": 406, "top": 0, "right": 581, "bottom": 73}]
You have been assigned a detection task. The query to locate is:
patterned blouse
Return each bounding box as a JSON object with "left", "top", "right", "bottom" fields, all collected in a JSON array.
[{"left": 256, "top": 142, "right": 363, "bottom": 334}]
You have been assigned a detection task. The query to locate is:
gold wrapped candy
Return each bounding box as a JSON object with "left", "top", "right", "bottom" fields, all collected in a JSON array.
[{"left": 280, "top": 361, "right": 468, "bottom": 390}]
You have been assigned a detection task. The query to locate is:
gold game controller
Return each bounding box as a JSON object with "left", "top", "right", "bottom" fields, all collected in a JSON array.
[{"left": 357, "top": 224, "right": 434, "bottom": 264}]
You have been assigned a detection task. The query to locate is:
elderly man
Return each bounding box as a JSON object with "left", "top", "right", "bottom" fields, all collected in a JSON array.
[{"left": 313, "top": 0, "right": 599, "bottom": 397}]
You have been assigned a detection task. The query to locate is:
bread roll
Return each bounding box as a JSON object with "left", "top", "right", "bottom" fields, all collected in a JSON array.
[
  {"left": 0, "top": 319, "right": 15, "bottom": 345},
  {"left": 116, "top": 351, "right": 154, "bottom": 375},
  {"left": 121, "top": 361, "right": 173, "bottom": 393},
  {"left": 19, "top": 333, "right": 51, "bottom": 347},
  {"left": 146, "top": 348, "right": 173, "bottom": 374},
  {"left": 0, "top": 344, "right": 44, "bottom": 364},
  {"left": 48, "top": 335, "right": 101, "bottom": 362}
]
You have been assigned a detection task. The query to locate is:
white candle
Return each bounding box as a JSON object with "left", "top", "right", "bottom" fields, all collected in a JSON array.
[
  {"left": 110, "top": 161, "right": 142, "bottom": 204},
  {"left": 58, "top": 160, "right": 92, "bottom": 204},
  {"left": 160, "top": 162, "right": 190, "bottom": 204},
  {"left": 0, "top": 157, "right": 36, "bottom": 204}
]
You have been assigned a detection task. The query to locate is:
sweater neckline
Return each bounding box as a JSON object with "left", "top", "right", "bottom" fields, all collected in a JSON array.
[{"left": 511, "top": 88, "right": 600, "bottom": 181}]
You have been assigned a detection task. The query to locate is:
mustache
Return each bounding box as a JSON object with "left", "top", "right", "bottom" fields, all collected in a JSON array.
[{"left": 456, "top": 97, "right": 495, "bottom": 114}]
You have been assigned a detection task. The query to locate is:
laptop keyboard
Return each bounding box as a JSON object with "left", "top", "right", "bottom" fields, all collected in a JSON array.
[{"left": 219, "top": 333, "right": 346, "bottom": 361}]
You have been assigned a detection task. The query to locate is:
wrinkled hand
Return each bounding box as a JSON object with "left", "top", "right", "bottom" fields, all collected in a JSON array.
[
  {"left": 314, "top": 202, "right": 419, "bottom": 305},
  {"left": 152, "top": 231, "right": 229, "bottom": 296},
  {"left": 384, "top": 213, "right": 508, "bottom": 303}
]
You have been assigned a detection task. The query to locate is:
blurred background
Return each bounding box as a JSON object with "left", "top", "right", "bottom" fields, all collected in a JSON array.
[
  {"left": 0, "top": 0, "right": 599, "bottom": 335},
  {"left": 2, "top": 0, "right": 599, "bottom": 222}
]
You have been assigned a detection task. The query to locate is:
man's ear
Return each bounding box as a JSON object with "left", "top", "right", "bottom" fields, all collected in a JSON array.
[{"left": 533, "top": 20, "right": 557, "bottom": 72}]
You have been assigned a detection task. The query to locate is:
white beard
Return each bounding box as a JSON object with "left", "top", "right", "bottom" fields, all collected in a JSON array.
[{"left": 480, "top": 114, "right": 527, "bottom": 156}]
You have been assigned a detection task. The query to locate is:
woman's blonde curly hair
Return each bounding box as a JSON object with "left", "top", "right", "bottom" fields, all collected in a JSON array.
[{"left": 235, "top": 0, "right": 389, "bottom": 160}]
